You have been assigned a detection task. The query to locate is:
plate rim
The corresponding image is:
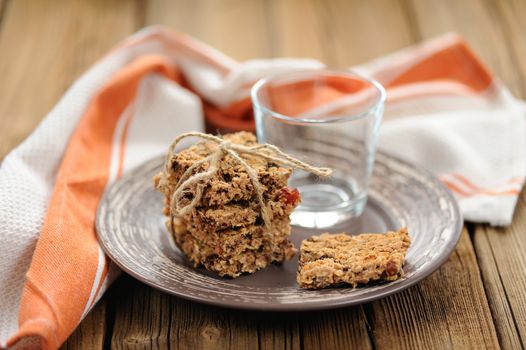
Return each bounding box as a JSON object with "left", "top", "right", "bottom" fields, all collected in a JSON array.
[{"left": 96, "top": 149, "right": 463, "bottom": 311}]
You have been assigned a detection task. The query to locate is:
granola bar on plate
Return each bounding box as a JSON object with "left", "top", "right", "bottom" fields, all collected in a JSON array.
[
  {"left": 297, "top": 228, "right": 411, "bottom": 289},
  {"left": 154, "top": 132, "right": 301, "bottom": 277}
]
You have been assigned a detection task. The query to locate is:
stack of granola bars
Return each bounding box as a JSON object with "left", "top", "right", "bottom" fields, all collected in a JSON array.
[{"left": 154, "top": 132, "right": 301, "bottom": 277}]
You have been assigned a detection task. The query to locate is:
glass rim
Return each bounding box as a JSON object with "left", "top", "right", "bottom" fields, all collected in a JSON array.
[{"left": 251, "top": 69, "right": 386, "bottom": 124}]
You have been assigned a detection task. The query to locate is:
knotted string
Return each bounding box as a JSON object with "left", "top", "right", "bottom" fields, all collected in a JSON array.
[{"left": 164, "top": 132, "right": 332, "bottom": 235}]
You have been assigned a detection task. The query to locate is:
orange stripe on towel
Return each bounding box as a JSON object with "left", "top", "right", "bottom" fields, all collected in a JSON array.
[
  {"left": 8, "top": 56, "right": 182, "bottom": 350},
  {"left": 387, "top": 37, "right": 493, "bottom": 92},
  {"left": 452, "top": 173, "right": 522, "bottom": 196},
  {"left": 482, "top": 189, "right": 521, "bottom": 196},
  {"left": 506, "top": 177, "right": 524, "bottom": 185},
  {"left": 451, "top": 173, "right": 481, "bottom": 191},
  {"left": 441, "top": 179, "right": 472, "bottom": 197},
  {"left": 442, "top": 174, "right": 522, "bottom": 197}
]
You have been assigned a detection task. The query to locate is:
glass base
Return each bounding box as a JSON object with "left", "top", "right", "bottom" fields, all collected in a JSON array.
[{"left": 291, "top": 183, "right": 367, "bottom": 229}]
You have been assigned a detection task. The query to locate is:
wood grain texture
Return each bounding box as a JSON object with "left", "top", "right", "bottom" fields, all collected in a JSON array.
[
  {"left": 0, "top": 0, "right": 140, "bottom": 159},
  {"left": 473, "top": 189, "right": 526, "bottom": 350},
  {"left": 109, "top": 276, "right": 373, "bottom": 350},
  {"left": 110, "top": 276, "right": 172, "bottom": 350},
  {"left": 322, "top": 0, "right": 415, "bottom": 67},
  {"left": 166, "top": 299, "right": 302, "bottom": 350},
  {"left": 300, "top": 307, "right": 372, "bottom": 350},
  {"left": 61, "top": 297, "right": 109, "bottom": 350},
  {"left": 0, "top": 0, "right": 8, "bottom": 31},
  {"left": 494, "top": 0, "right": 526, "bottom": 97},
  {"left": 267, "top": 0, "right": 328, "bottom": 64},
  {"left": 146, "top": 0, "right": 273, "bottom": 60},
  {"left": 265, "top": 0, "right": 415, "bottom": 67}
]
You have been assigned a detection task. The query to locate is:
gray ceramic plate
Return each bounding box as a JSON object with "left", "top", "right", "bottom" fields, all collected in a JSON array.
[{"left": 96, "top": 152, "right": 462, "bottom": 311}]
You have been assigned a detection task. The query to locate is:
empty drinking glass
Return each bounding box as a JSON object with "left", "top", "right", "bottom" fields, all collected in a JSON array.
[{"left": 252, "top": 70, "right": 386, "bottom": 228}]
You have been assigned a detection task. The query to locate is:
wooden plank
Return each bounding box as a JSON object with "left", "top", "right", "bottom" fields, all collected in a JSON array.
[
  {"left": 494, "top": 0, "right": 526, "bottom": 97},
  {"left": 146, "top": 0, "right": 273, "bottom": 60},
  {"left": 321, "top": 0, "right": 415, "bottom": 67},
  {"left": 473, "top": 189, "right": 526, "bottom": 349},
  {"left": 168, "top": 304, "right": 263, "bottom": 350},
  {"left": 368, "top": 230, "right": 500, "bottom": 349},
  {"left": 0, "top": 0, "right": 140, "bottom": 159},
  {"left": 167, "top": 292, "right": 260, "bottom": 349},
  {"left": 110, "top": 275, "right": 372, "bottom": 350},
  {"left": 110, "top": 276, "right": 172, "bottom": 350},
  {"left": 0, "top": 0, "right": 8, "bottom": 32},
  {"left": 265, "top": 0, "right": 416, "bottom": 68},
  {"left": 255, "top": 313, "right": 301, "bottom": 350},
  {"left": 300, "top": 307, "right": 372, "bottom": 350},
  {"left": 61, "top": 296, "right": 108, "bottom": 350},
  {"left": 110, "top": 275, "right": 261, "bottom": 350},
  {"left": 268, "top": 0, "right": 331, "bottom": 65}
]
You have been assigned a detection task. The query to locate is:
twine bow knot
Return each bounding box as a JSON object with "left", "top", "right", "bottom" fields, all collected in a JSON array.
[
  {"left": 164, "top": 132, "right": 332, "bottom": 235},
  {"left": 219, "top": 140, "right": 232, "bottom": 152}
]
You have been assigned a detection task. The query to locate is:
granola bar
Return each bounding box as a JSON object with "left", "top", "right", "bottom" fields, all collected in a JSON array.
[
  {"left": 173, "top": 218, "right": 295, "bottom": 277},
  {"left": 170, "top": 196, "right": 299, "bottom": 232},
  {"left": 154, "top": 132, "right": 301, "bottom": 278},
  {"left": 154, "top": 132, "right": 293, "bottom": 207},
  {"left": 297, "top": 228, "right": 411, "bottom": 289}
]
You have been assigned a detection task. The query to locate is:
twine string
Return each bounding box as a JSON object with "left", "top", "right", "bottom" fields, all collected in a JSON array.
[{"left": 164, "top": 132, "right": 332, "bottom": 235}]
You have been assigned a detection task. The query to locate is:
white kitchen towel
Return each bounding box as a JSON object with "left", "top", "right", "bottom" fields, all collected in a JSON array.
[
  {"left": 355, "top": 33, "right": 525, "bottom": 225},
  {"left": 0, "top": 27, "right": 524, "bottom": 349}
]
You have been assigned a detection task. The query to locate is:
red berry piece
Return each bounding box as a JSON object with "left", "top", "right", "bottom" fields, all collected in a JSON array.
[{"left": 280, "top": 187, "right": 300, "bottom": 205}]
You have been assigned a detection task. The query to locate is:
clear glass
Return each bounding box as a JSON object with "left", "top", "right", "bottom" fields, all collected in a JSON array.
[{"left": 251, "top": 70, "right": 385, "bottom": 228}]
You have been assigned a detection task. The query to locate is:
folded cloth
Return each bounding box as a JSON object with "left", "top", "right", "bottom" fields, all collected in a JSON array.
[
  {"left": 0, "top": 27, "right": 524, "bottom": 349},
  {"left": 354, "top": 35, "right": 525, "bottom": 226}
]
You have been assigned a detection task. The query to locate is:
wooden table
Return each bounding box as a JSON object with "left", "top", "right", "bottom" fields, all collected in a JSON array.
[{"left": 1, "top": 1, "right": 525, "bottom": 349}]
